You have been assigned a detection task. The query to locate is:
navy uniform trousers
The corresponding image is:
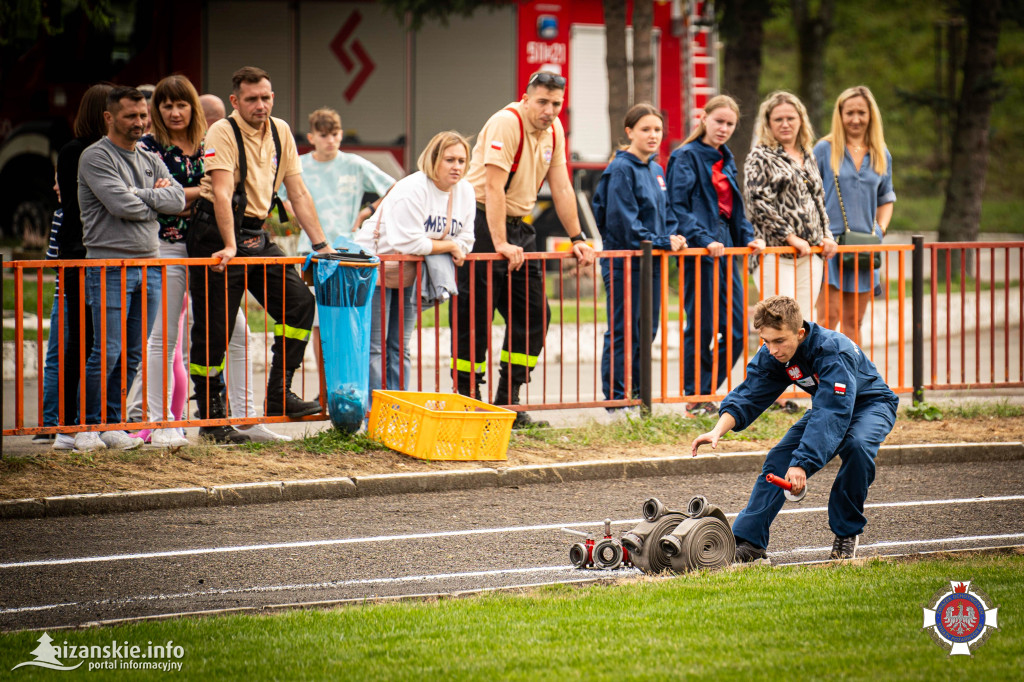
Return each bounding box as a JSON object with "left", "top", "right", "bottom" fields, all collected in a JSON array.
[
  {"left": 731, "top": 397, "right": 898, "bottom": 549},
  {"left": 681, "top": 218, "right": 747, "bottom": 397},
  {"left": 451, "top": 208, "right": 550, "bottom": 394},
  {"left": 601, "top": 256, "right": 662, "bottom": 401}
]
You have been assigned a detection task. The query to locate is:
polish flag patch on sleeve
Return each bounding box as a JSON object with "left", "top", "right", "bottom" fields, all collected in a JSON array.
[
  {"left": 834, "top": 382, "right": 847, "bottom": 395},
  {"left": 204, "top": 147, "right": 216, "bottom": 159},
  {"left": 490, "top": 140, "right": 504, "bottom": 151}
]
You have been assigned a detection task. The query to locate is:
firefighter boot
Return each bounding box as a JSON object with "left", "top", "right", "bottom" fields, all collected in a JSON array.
[
  {"left": 455, "top": 373, "right": 482, "bottom": 402},
  {"left": 495, "top": 375, "right": 549, "bottom": 429},
  {"left": 265, "top": 365, "right": 321, "bottom": 418},
  {"left": 194, "top": 377, "right": 250, "bottom": 444}
]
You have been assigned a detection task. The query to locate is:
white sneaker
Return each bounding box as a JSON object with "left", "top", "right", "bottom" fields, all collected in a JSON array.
[
  {"left": 99, "top": 430, "right": 143, "bottom": 450},
  {"left": 235, "top": 423, "right": 292, "bottom": 442},
  {"left": 53, "top": 433, "right": 77, "bottom": 450},
  {"left": 74, "top": 431, "right": 106, "bottom": 452},
  {"left": 150, "top": 428, "right": 189, "bottom": 448}
]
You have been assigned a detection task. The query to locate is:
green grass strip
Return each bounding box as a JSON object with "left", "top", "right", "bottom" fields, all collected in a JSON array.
[{"left": 0, "top": 553, "right": 1019, "bottom": 679}]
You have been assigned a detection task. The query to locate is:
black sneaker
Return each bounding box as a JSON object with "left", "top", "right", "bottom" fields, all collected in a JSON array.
[
  {"left": 199, "top": 425, "right": 251, "bottom": 444},
  {"left": 512, "top": 411, "right": 549, "bottom": 429},
  {"left": 734, "top": 541, "right": 768, "bottom": 563},
  {"left": 830, "top": 534, "right": 859, "bottom": 559}
]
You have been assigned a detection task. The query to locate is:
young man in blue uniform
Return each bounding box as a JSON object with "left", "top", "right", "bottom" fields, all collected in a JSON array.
[{"left": 691, "top": 295, "right": 899, "bottom": 561}]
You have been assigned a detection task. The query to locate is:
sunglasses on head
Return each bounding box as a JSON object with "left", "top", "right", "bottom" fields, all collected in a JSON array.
[{"left": 529, "top": 72, "right": 566, "bottom": 89}]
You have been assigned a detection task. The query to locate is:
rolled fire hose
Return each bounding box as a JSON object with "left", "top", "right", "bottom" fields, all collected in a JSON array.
[
  {"left": 627, "top": 513, "right": 687, "bottom": 574},
  {"left": 625, "top": 496, "right": 735, "bottom": 574},
  {"left": 659, "top": 514, "right": 735, "bottom": 572}
]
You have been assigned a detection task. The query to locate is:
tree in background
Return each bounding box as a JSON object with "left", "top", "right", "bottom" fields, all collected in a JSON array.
[
  {"left": 721, "top": 0, "right": 775, "bottom": 187},
  {"left": 603, "top": 1, "right": 655, "bottom": 151},
  {"left": 632, "top": 0, "right": 655, "bottom": 105},
  {"left": 604, "top": 0, "right": 629, "bottom": 152},
  {"left": 791, "top": 0, "right": 835, "bottom": 134},
  {"left": 937, "top": 0, "right": 1006, "bottom": 249}
]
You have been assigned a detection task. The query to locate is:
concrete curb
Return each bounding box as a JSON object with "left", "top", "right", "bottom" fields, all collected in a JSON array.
[{"left": 1, "top": 441, "right": 1021, "bottom": 521}]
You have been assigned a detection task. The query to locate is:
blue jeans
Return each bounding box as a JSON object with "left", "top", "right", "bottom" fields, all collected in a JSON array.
[
  {"left": 41, "top": 278, "right": 67, "bottom": 426},
  {"left": 84, "top": 265, "right": 162, "bottom": 425},
  {"left": 369, "top": 285, "right": 418, "bottom": 396}
]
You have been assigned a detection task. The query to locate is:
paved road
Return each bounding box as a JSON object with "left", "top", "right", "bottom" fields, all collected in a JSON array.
[{"left": 2, "top": 458, "right": 1022, "bottom": 631}]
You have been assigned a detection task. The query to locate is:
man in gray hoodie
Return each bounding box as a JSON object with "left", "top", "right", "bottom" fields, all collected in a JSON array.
[{"left": 75, "top": 86, "right": 185, "bottom": 452}]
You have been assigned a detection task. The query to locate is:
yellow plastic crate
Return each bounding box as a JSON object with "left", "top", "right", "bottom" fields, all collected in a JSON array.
[{"left": 367, "top": 390, "right": 516, "bottom": 461}]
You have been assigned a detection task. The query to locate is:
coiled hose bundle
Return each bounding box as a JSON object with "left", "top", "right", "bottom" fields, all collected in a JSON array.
[{"left": 622, "top": 496, "right": 736, "bottom": 574}]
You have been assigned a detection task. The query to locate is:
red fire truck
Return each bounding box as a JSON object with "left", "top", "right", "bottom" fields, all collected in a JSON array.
[{"left": 0, "top": 0, "right": 717, "bottom": 248}]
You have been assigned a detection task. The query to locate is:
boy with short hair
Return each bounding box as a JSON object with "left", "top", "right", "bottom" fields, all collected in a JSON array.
[
  {"left": 691, "top": 295, "right": 899, "bottom": 562},
  {"left": 281, "top": 108, "right": 395, "bottom": 250}
]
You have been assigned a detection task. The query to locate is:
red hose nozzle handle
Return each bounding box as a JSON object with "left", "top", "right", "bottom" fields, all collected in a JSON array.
[{"left": 766, "top": 473, "right": 806, "bottom": 502}]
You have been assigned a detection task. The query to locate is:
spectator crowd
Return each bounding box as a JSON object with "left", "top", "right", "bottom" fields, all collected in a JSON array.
[{"left": 35, "top": 65, "right": 894, "bottom": 450}]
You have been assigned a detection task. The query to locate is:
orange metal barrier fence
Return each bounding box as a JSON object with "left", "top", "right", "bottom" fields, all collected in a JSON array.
[
  {"left": 923, "top": 242, "right": 1023, "bottom": 390},
  {"left": 3, "top": 240, "right": 1021, "bottom": 437}
]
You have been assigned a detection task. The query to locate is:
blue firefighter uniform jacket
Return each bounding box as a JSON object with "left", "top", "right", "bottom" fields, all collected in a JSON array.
[
  {"left": 665, "top": 139, "right": 754, "bottom": 250},
  {"left": 721, "top": 321, "right": 898, "bottom": 473},
  {"left": 724, "top": 321, "right": 899, "bottom": 548},
  {"left": 593, "top": 149, "right": 677, "bottom": 250}
]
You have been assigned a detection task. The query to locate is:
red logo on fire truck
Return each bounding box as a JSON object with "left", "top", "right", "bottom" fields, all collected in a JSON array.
[{"left": 331, "top": 11, "right": 375, "bottom": 102}]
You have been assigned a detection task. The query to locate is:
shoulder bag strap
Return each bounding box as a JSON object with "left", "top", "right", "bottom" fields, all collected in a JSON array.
[
  {"left": 833, "top": 171, "right": 850, "bottom": 235},
  {"left": 227, "top": 118, "right": 247, "bottom": 198},
  {"left": 268, "top": 119, "right": 289, "bottom": 223}
]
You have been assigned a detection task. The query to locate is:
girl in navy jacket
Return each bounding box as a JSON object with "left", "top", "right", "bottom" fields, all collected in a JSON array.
[
  {"left": 593, "top": 104, "right": 686, "bottom": 405},
  {"left": 666, "top": 95, "right": 765, "bottom": 410}
]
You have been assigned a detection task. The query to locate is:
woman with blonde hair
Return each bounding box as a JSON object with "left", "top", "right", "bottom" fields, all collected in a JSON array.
[
  {"left": 745, "top": 91, "right": 838, "bottom": 319},
  {"left": 814, "top": 86, "right": 895, "bottom": 343},
  {"left": 355, "top": 131, "right": 476, "bottom": 393},
  {"left": 666, "top": 95, "right": 765, "bottom": 414}
]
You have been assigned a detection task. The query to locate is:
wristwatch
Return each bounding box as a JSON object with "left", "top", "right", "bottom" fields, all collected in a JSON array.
[
  {"left": 570, "top": 233, "right": 586, "bottom": 244},
  {"left": 311, "top": 240, "right": 328, "bottom": 251}
]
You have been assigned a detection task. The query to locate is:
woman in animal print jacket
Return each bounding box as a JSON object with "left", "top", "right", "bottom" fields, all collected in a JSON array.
[{"left": 744, "top": 91, "right": 838, "bottom": 322}]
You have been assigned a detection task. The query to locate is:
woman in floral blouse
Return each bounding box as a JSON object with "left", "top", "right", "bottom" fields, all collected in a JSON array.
[{"left": 744, "top": 91, "right": 838, "bottom": 320}]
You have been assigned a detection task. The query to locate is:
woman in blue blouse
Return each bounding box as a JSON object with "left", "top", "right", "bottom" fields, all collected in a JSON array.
[
  {"left": 814, "top": 86, "right": 895, "bottom": 344},
  {"left": 666, "top": 96, "right": 765, "bottom": 412},
  {"left": 593, "top": 104, "right": 686, "bottom": 405}
]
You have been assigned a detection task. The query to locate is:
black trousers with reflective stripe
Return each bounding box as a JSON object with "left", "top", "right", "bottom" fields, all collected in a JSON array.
[
  {"left": 186, "top": 214, "right": 315, "bottom": 384},
  {"left": 451, "top": 208, "right": 549, "bottom": 393}
]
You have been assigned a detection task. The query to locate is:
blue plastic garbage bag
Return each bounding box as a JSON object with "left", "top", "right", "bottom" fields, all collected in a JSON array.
[{"left": 303, "top": 252, "right": 378, "bottom": 433}]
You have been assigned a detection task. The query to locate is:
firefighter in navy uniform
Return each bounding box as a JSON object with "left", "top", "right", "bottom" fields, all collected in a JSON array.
[
  {"left": 453, "top": 71, "right": 595, "bottom": 427},
  {"left": 188, "top": 66, "right": 334, "bottom": 442},
  {"left": 691, "top": 296, "right": 899, "bottom": 561}
]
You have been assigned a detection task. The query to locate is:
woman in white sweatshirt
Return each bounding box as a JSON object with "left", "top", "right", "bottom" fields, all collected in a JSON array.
[{"left": 355, "top": 130, "right": 475, "bottom": 392}]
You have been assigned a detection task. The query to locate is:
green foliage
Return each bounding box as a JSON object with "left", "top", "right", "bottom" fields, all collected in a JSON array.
[
  {"left": 905, "top": 401, "right": 944, "bottom": 421},
  {"left": 1, "top": 553, "right": 1018, "bottom": 678},
  {"left": 0, "top": 0, "right": 113, "bottom": 46},
  {"left": 759, "top": 0, "right": 1024, "bottom": 203}
]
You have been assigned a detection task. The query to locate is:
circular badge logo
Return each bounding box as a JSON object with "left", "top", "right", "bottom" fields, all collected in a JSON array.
[{"left": 922, "top": 581, "right": 999, "bottom": 656}]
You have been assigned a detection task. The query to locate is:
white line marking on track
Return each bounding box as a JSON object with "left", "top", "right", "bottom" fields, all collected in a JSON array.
[
  {"left": 4, "top": 536, "right": 1022, "bottom": 618},
  {"left": 2, "top": 494, "right": 1021, "bottom": 570},
  {"left": 0, "top": 566, "right": 581, "bottom": 615},
  {"left": 774, "top": 532, "right": 1024, "bottom": 556}
]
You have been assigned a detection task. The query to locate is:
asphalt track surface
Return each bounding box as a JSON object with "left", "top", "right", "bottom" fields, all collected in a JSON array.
[{"left": 1, "top": 458, "right": 1023, "bottom": 631}]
